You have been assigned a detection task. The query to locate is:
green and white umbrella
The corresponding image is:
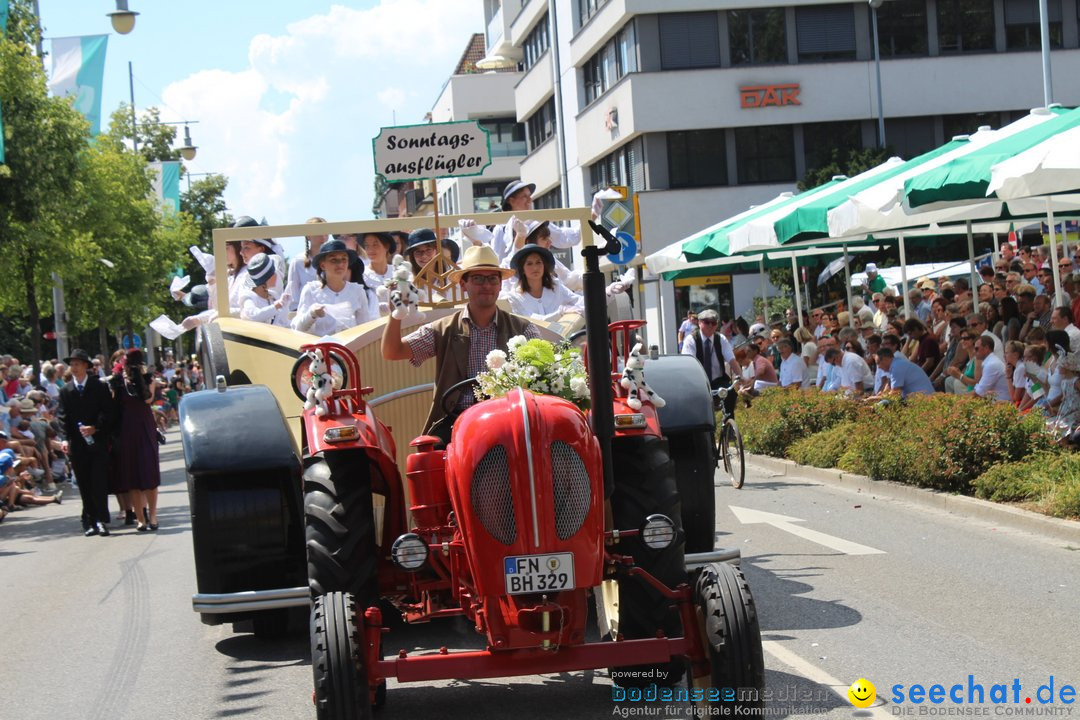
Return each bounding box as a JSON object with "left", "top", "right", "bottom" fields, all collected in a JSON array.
[{"left": 987, "top": 123, "right": 1080, "bottom": 199}]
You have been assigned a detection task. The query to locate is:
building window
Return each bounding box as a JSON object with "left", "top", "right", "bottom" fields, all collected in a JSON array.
[
  {"left": 942, "top": 111, "right": 1004, "bottom": 139},
  {"left": 523, "top": 14, "right": 550, "bottom": 70},
  {"left": 1004, "top": 0, "right": 1062, "bottom": 50},
  {"left": 659, "top": 12, "right": 721, "bottom": 70},
  {"left": 667, "top": 130, "right": 728, "bottom": 189},
  {"left": 583, "top": 21, "right": 637, "bottom": 105},
  {"left": 796, "top": 4, "right": 856, "bottom": 62},
  {"left": 534, "top": 186, "right": 562, "bottom": 209},
  {"left": 802, "top": 121, "right": 863, "bottom": 174},
  {"left": 729, "top": 8, "right": 787, "bottom": 66},
  {"left": 526, "top": 98, "right": 556, "bottom": 152},
  {"left": 937, "top": 0, "right": 995, "bottom": 53},
  {"left": 577, "top": 0, "right": 608, "bottom": 29},
  {"left": 734, "top": 125, "right": 795, "bottom": 184},
  {"left": 884, "top": 117, "right": 937, "bottom": 159},
  {"left": 472, "top": 181, "right": 504, "bottom": 213},
  {"left": 478, "top": 118, "right": 526, "bottom": 158},
  {"left": 872, "top": 0, "right": 929, "bottom": 58},
  {"left": 588, "top": 138, "right": 645, "bottom": 195}
]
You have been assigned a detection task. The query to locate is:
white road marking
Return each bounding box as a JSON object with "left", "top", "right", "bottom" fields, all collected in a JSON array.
[
  {"left": 762, "top": 640, "right": 892, "bottom": 719},
  {"left": 729, "top": 506, "right": 886, "bottom": 555}
]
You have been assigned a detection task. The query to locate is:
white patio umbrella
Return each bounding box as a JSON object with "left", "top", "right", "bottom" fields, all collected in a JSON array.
[{"left": 987, "top": 124, "right": 1080, "bottom": 199}]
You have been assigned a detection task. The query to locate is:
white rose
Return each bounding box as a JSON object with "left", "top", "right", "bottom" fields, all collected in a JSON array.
[
  {"left": 508, "top": 335, "right": 527, "bottom": 351},
  {"left": 486, "top": 349, "right": 507, "bottom": 369},
  {"left": 570, "top": 376, "right": 589, "bottom": 397}
]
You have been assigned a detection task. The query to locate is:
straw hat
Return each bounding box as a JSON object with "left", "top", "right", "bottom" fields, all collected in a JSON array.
[{"left": 448, "top": 245, "right": 514, "bottom": 283}]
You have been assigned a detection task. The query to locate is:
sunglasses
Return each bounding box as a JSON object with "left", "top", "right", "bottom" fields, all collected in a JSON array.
[
  {"left": 467, "top": 274, "right": 503, "bottom": 286},
  {"left": 700, "top": 319, "right": 718, "bottom": 325}
]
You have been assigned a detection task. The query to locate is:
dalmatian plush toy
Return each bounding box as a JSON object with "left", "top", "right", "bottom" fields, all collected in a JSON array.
[
  {"left": 304, "top": 347, "right": 334, "bottom": 418},
  {"left": 376, "top": 254, "right": 425, "bottom": 322},
  {"left": 620, "top": 342, "right": 666, "bottom": 411}
]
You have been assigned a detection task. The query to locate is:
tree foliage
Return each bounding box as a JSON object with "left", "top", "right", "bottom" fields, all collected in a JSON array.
[
  {"left": 106, "top": 103, "right": 181, "bottom": 163},
  {"left": 798, "top": 146, "right": 893, "bottom": 192}
]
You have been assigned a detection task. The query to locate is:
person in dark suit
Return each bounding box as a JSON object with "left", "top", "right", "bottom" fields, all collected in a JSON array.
[{"left": 57, "top": 348, "right": 114, "bottom": 536}]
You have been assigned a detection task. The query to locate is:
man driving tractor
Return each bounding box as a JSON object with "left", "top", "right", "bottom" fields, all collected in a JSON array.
[{"left": 380, "top": 240, "right": 540, "bottom": 445}]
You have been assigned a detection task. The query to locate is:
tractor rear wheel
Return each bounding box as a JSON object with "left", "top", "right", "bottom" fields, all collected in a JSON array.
[
  {"left": 304, "top": 452, "right": 378, "bottom": 606},
  {"left": 690, "top": 562, "right": 765, "bottom": 711},
  {"left": 311, "top": 591, "right": 371, "bottom": 720},
  {"left": 609, "top": 435, "right": 686, "bottom": 688},
  {"left": 667, "top": 430, "right": 717, "bottom": 553}
]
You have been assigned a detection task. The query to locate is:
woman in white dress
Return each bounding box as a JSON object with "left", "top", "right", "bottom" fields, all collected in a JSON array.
[
  {"left": 226, "top": 241, "right": 249, "bottom": 312},
  {"left": 239, "top": 254, "right": 290, "bottom": 326},
  {"left": 292, "top": 239, "right": 377, "bottom": 335},
  {"left": 284, "top": 216, "right": 327, "bottom": 312},
  {"left": 502, "top": 243, "right": 584, "bottom": 321},
  {"left": 362, "top": 232, "right": 397, "bottom": 288}
]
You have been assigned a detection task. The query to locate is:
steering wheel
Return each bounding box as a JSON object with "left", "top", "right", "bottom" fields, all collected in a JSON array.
[{"left": 440, "top": 377, "right": 479, "bottom": 416}]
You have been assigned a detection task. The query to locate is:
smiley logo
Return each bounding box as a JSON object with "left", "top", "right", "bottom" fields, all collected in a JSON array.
[{"left": 848, "top": 678, "right": 876, "bottom": 708}]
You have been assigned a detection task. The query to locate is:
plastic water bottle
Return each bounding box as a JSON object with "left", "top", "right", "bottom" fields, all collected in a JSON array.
[{"left": 78, "top": 422, "right": 94, "bottom": 446}]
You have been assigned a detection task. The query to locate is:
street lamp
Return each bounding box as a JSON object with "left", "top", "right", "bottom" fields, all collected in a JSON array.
[
  {"left": 107, "top": 0, "right": 138, "bottom": 35},
  {"left": 869, "top": 0, "right": 887, "bottom": 147},
  {"left": 179, "top": 123, "right": 198, "bottom": 162}
]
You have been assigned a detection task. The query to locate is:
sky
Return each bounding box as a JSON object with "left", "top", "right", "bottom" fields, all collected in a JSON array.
[{"left": 40, "top": 0, "right": 487, "bottom": 253}]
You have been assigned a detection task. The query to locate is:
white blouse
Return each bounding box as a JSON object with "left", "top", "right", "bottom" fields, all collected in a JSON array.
[
  {"left": 239, "top": 288, "right": 291, "bottom": 326},
  {"left": 292, "top": 280, "right": 376, "bottom": 336},
  {"left": 284, "top": 254, "right": 318, "bottom": 312},
  {"left": 501, "top": 281, "right": 584, "bottom": 321},
  {"left": 227, "top": 266, "right": 250, "bottom": 313}
]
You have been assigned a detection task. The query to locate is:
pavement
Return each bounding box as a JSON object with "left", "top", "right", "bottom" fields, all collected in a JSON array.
[{"left": 1, "top": 431, "right": 1077, "bottom": 720}]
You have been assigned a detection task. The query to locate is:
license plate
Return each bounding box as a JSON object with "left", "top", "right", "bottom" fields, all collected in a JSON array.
[{"left": 503, "top": 553, "right": 575, "bottom": 595}]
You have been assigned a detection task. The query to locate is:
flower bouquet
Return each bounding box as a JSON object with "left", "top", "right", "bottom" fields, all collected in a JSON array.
[{"left": 475, "top": 335, "right": 591, "bottom": 411}]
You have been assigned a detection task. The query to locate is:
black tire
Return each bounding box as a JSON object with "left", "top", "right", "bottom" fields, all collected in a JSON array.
[
  {"left": 692, "top": 563, "right": 765, "bottom": 710},
  {"left": 667, "top": 431, "right": 717, "bottom": 553},
  {"left": 609, "top": 435, "right": 686, "bottom": 688},
  {"left": 197, "top": 323, "right": 229, "bottom": 387},
  {"left": 311, "top": 591, "right": 372, "bottom": 720},
  {"left": 721, "top": 421, "right": 745, "bottom": 490},
  {"left": 304, "top": 453, "right": 379, "bottom": 606}
]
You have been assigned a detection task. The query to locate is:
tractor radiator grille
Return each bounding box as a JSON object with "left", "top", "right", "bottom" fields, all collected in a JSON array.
[
  {"left": 471, "top": 444, "right": 516, "bottom": 545},
  {"left": 551, "top": 441, "right": 591, "bottom": 540}
]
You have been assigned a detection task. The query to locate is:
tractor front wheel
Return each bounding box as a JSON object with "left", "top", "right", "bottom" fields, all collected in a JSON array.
[
  {"left": 311, "top": 591, "right": 371, "bottom": 720},
  {"left": 304, "top": 453, "right": 378, "bottom": 606},
  {"left": 609, "top": 435, "right": 686, "bottom": 688},
  {"left": 690, "top": 562, "right": 765, "bottom": 711}
]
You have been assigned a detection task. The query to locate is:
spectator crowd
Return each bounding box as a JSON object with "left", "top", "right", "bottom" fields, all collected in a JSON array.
[{"left": 681, "top": 242, "right": 1080, "bottom": 445}]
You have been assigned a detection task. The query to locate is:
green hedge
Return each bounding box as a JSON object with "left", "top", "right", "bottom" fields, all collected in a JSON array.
[
  {"left": 736, "top": 388, "right": 858, "bottom": 457},
  {"left": 974, "top": 452, "right": 1080, "bottom": 519},
  {"left": 738, "top": 389, "right": 1061, "bottom": 502}
]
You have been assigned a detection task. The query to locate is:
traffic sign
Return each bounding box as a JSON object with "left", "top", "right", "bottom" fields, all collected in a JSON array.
[
  {"left": 603, "top": 200, "right": 633, "bottom": 230},
  {"left": 122, "top": 334, "right": 143, "bottom": 350},
  {"left": 608, "top": 231, "right": 638, "bottom": 265}
]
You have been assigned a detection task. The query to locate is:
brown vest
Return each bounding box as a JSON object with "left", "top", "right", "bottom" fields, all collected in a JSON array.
[{"left": 423, "top": 308, "right": 535, "bottom": 433}]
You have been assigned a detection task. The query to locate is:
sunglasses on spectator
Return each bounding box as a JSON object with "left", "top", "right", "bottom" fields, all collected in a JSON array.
[
  {"left": 961, "top": 335, "right": 975, "bottom": 341},
  {"left": 700, "top": 319, "right": 717, "bottom": 325},
  {"left": 466, "top": 274, "right": 503, "bottom": 286}
]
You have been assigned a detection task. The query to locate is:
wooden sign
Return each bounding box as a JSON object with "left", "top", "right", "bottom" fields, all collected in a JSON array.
[{"left": 373, "top": 120, "right": 492, "bottom": 183}]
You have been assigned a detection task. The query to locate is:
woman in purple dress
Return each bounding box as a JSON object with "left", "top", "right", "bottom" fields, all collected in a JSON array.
[{"left": 110, "top": 349, "right": 161, "bottom": 531}]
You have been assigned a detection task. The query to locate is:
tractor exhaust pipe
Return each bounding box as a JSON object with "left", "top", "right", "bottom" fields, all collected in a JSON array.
[{"left": 583, "top": 221, "right": 621, "bottom": 499}]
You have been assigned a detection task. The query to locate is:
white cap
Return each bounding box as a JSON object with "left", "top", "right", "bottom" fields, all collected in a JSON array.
[{"left": 866, "top": 262, "right": 878, "bottom": 273}]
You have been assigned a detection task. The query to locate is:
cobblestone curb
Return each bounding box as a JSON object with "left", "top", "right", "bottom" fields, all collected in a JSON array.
[{"left": 748, "top": 453, "right": 1080, "bottom": 546}]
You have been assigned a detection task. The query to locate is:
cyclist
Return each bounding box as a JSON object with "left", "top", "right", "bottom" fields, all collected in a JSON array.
[{"left": 681, "top": 309, "right": 742, "bottom": 416}]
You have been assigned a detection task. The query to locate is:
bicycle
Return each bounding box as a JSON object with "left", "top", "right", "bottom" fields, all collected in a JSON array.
[{"left": 712, "top": 383, "right": 745, "bottom": 489}]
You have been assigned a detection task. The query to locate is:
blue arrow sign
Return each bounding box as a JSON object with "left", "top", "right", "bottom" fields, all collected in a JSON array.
[
  {"left": 608, "top": 231, "right": 637, "bottom": 265},
  {"left": 122, "top": 334, "right": 143, "bottom": 350}
]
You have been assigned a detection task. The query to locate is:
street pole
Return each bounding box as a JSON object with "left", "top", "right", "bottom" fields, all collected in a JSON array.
[
  {"left": 51, "top": 272, "right": 68, "bottom": 360},
  {"left": 129, "top": 60, "right": 139, "bottom": 153},
  {"left": 548, "top": 0, "right": 569, "bottom": 208},
  {"left": 843, "top": 244, "right": 855, "bottom": 328},
  {"left": 870, "top": 0, "right": 886, "bottom": 147},
  {"left": 1039, "top": 0, "right": 1053, "bottom": 106}
]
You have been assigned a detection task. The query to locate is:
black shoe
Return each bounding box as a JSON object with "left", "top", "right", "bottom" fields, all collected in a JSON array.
[
  {"left": 97, "top": 522, "right": 110, "bottom": 537},
  {"left": 125, "top": 510, "right": 136, "bottom": 526},
  {"left": 84, "top": 526, "right": 99, "bottom": 537},
  {"left": 148, "top": 522, "right": 158, "bottom": 531},
  {"left": 136, "top": 523, "right": 149, "bottom": 532}
]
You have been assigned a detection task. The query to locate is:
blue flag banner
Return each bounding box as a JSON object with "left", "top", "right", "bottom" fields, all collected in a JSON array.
[
  {"left": 149, "top": 161, "right": 181, "bottom": 213},
  {"left": 47, "top": 34, "right": 109, "bottom": 135},
  {"left": 1, "top": 0, "right": 9, "bottom": 163}
]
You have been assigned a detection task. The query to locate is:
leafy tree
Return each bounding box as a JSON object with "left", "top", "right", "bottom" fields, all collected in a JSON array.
[
  {"left": 798, "top": 146, "right": 893, "bottom": 192},
  {"left": 181, "top": 172, "right": 231, "bottom": 249},
  {"left": 0, "top": 0, "right": 90, "bottom": 373},
  {"left": 106, "top": 103, "right": 181, "bottom": 163}
]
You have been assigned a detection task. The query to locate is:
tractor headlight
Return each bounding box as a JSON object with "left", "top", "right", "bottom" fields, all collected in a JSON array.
[
  {"left": 323, "top": 426, "right": 360, "bottom": 443},
  {"left": 614, "top": 413, "right": 646, "bottom": 429},
  {"left": 640, "top": 514, "right": 677, "bottom": 550},
  {"left": 390, "top": 533, "right": 429, "bottom": 571}
]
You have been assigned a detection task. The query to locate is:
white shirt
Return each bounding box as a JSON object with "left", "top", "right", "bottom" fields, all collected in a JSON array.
[
  {"left": 681, "top": 331, "right": 735, "bottom": 381},
  {"left": 974, "top": 352, "right": 1012, "bottom": 402},
  {"left": 1063, "top": 323, "right": 1080, "bottom": 352},
  {"left": 840, "top": 351, "right": 871, "bottom": 390},
  {"left": 779, "top": 353, "right": 807, "bottom": 387},
  {"left": 228, "top": 266, "right": 250, "bottom": 313},
  {"left": 284, "top": 254, "right": 318, "bottom": 312},
  {"left": 292, "top": 280, "right": 375, "bottom": 336},
  {"left": 240, "top": 287, "right": 291, "bottom": 326},
  {"left": 501, "top": 281, "right": 584, "bottom": 321},
  {"left": 364, "top": 264, "right": 395, "bottom": 289},
  {"left": 1012, "top": 360, "right": 1026, "bottom": 391}
]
